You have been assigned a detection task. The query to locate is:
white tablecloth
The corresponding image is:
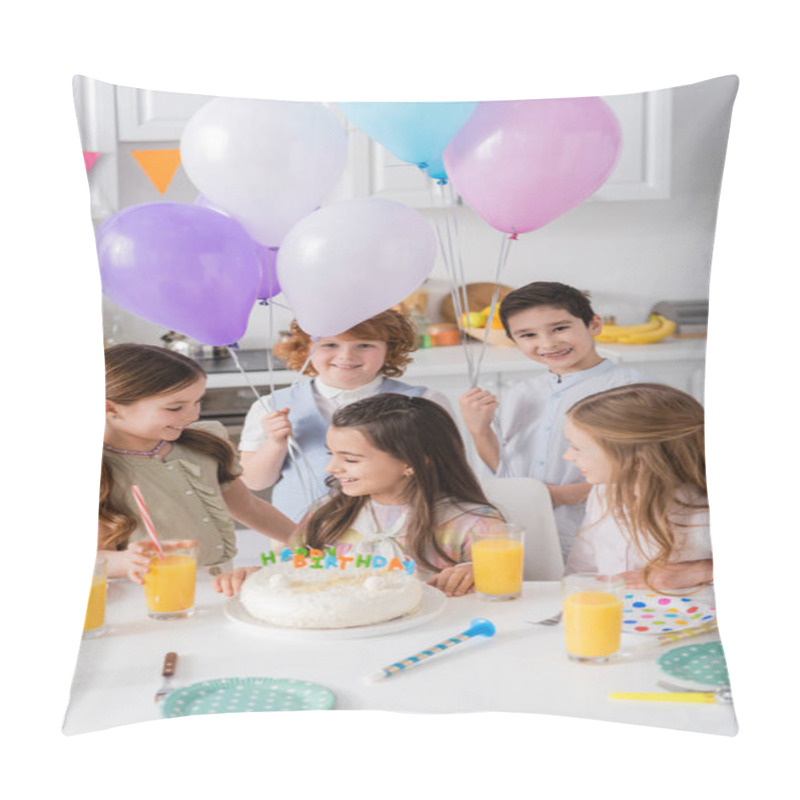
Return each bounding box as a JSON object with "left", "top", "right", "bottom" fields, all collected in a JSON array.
[{"left": 64, "top": 561, "right": 737, "bottom": 736}]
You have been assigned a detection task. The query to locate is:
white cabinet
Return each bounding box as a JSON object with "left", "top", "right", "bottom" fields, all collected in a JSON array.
[
  {"left": 595, "top": 90, "right": 672, "bottom": 200},
  {"left": 116, "top": 87, "right": 213, "bottom": 141}
]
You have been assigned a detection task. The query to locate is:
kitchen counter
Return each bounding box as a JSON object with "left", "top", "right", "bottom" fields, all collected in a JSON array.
[{"left": 202, "top": 338, "right": 707, "bottom": 390}]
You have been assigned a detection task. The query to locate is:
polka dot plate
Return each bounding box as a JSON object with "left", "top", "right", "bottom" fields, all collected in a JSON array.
[
  {"left": 161, "top": 677, "right": 336, "bottom": 718},
  {"left": 621, "top": 590, "right": 715, "bottom": 634},
  {"left": 657, "top": 642, "right": 730, "bottom": 690}
]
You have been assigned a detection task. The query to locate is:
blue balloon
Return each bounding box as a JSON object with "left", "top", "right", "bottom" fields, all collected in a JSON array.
[
  {"left": 337, "top": 101, "right": 477, "bottom": 167},
  {"left": 425, "top": 155, "right": 448, "bottom": 183}
]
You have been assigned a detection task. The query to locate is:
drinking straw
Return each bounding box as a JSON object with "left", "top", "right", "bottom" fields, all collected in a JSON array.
[
  {"left": 365, "top": 618, "right": 495, "bottom": 683},
  {"left": 609, "top": 692, "right": 717, "bottom": 704},
  {"left": 131, "top": 484, "right": 165, "bottom": 559},
  {"left": 657, "top": 619, "right": 718, "bottom": 646}
]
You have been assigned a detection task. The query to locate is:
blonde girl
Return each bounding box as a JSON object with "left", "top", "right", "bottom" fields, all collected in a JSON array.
[
  {"left": 101, "top": 344, "right": 295, "bottom": 580},
  {"left": 238, "top": 309, "right": 451, "bottom": 522},
  {"left": 216, "top": 394, "right": 506, "bottom": 597},
  {"left": 562, "top": 383, "right": 713, "bottom": 592}
]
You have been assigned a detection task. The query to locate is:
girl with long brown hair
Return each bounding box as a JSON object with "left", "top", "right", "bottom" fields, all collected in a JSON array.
[
  {"left": 215, "top": 393, "right": 506, "bottom": 597},
  {"left": 101, "top": 344, "right": 295, "bottom": 580},
  {"left": 562, "top": 383, "right": 712, "bottom": 592}
]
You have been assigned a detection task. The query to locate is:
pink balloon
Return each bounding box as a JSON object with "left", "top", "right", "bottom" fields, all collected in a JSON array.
[
  {"left": 443, "top": 98, "right": 621, "bottom": 235},
  {"left": 277, "top": 198, "right": 436, "bottom": 337}
]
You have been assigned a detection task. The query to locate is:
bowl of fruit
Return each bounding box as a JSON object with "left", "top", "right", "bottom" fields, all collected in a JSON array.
[{"left": 461, "top": 306, "right": 514, "bottom": 347}]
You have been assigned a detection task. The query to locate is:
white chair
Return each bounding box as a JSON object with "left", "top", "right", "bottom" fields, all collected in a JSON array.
[{"left": 481, "top": 476, "right": 565, "bottom": 581}]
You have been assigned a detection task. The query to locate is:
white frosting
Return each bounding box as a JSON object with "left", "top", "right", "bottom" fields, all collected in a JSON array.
[{"left": 240, "top": 562, "right": 424, "bottom": 629}]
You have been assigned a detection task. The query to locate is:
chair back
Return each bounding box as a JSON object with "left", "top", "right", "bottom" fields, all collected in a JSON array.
[{"left": 481, "top": 476, "right": 564, "bottom": 580}]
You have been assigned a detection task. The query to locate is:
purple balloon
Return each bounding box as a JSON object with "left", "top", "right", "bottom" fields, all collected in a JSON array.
[
  {"left": 195, "top": 196, "right": 280, "bottom": 300},
  {"left": 96, "top": 202, "right": 262, "bottom": 345},
  {"left": 444, "top": 98, "right": 622, "bottom": 235},
  {"left": 255, "top": 245, "right": 281, "bottom": 300}
]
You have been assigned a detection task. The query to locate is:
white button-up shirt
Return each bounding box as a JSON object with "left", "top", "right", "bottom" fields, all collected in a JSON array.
[{"left": 495, "top": 359, "right": 651, "bottom": 557}]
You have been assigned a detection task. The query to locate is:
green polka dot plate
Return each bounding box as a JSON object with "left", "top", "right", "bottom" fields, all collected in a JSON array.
[
  {"left": 161, "top": 677, "right": 336, "bottom": 717},
  {"left": 657, "top": 642, "right": 730, "bottom": 690}
]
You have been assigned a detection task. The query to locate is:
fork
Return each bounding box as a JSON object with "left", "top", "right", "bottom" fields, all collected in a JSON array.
[{"left": 526, "top": 612, "right": 563, "bottom": 626}]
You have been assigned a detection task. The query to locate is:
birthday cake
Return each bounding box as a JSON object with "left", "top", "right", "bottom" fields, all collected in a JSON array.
[{"left": 239, "top": 551, "right": 424, "bottom": 629}]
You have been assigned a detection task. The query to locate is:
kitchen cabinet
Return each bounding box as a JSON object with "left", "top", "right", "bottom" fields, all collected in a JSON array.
[{"left": 115, "top": 87, "right": 213, "bottom": 141}]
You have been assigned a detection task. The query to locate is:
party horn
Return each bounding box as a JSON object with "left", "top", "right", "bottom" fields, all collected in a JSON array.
[{"left": 365, "top": 618, "right": 495, "bottom": 683}]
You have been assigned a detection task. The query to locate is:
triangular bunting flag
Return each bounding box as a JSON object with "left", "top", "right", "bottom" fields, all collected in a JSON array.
[
  {"left": 131, "top": 149, "right": 182, "bottom": 194},
  {"left": 83, "top": 151, "right": 100, "bottom": 172}
]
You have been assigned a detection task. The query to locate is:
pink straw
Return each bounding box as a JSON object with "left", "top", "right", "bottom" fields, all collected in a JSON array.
[{"left": 131, "top": 484, "right": 165, "bottom": 559}]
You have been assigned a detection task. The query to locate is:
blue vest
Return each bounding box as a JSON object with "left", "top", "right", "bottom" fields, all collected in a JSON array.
[{"left": 270, "top": 378, "right": 426, "bottom": 521}]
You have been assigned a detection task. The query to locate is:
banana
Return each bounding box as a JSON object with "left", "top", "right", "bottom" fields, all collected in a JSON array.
[
  {"left": 595, "top": 314, "right": 676, "bottom": 344},
  {"left": 617, "top": 316, "right": 676, "bottom": 344},
  {"left": 597, "top": 315, "right": 662, "bottom": 338}
]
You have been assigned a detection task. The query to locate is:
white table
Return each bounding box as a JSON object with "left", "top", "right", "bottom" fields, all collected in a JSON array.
[{"left": 64, "top": 574, "right": 737, "bottom": 736}]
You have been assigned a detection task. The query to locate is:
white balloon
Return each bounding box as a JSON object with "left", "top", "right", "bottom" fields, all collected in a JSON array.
[
  {"left": 180, "top": 99, "right": 347, "bottom": 246},
  {"left": 277, "top": 198, "right": 437, "bottom": 337}
]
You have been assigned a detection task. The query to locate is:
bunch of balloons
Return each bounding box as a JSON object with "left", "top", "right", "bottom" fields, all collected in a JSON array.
[
  {"left": 337, "top": 97, "right": 621, "bottom": 236},
  {"left": 96, "top": 95, "right": 621, "bottom": 346}
]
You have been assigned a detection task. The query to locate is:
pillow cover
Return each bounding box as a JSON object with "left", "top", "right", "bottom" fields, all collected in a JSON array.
[{"left": 66, "top": 75, "right": 738, "bottom": 736}]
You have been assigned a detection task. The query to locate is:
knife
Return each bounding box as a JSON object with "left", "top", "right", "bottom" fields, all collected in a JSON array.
[{"left": 154, "top": 652, "right": 178, "bottom": 703}]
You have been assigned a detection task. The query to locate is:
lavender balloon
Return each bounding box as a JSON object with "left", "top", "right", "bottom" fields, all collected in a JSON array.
[
  {"left": 277, "top": 198, "right": 436, "bottom": 338},
  {"left": 444, "top": 98, "right": 622, "bottom": 235},
  {"left": 194, "top": 195, "right": 281, "bottom": 301},
  {"left": 96, "top": 202, "right": 262, "bottom": 345},
  {"left": 255, "top": 244, "right": 281, "bottom": 300}
]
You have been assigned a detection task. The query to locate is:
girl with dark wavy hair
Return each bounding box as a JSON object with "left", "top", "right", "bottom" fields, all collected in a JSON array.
[{"left": 215, "top": 394, "right": 506, "bottom": 597}]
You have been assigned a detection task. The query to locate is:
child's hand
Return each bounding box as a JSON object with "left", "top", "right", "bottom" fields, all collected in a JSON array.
[
  {"left": 619, "top": 559, "right": 713, "bottom": 592},
  {"left": 212, "top": 566, "right": 261, "bottom": 597},
  {"left": 261, "top": 409, "right": 293, "bottom": 442},
  {"left": 459, "top": 388, "right": 499, "bottom": 433},
  {"left": 104, "top": 542, "right": 152, "bottom": 583},
  {"left": 427, "top": 563, "right": 475, "bottom": 597}
]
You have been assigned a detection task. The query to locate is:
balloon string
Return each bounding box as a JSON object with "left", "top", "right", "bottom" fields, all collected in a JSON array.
[
  {"left": 471, "top": 232, "right": 514, "bottom": 388},
  {"left": 445, "top": 180, "right": 475, "bottom": 380},
  {"left": 426, "top": 179, "right": 468, "bottom": 378},
  {"left": 441, "top": 186, "right": 476, "bottom": 385},
  {"left": 261, "top": 298, "right": 293, "bottom": 311},
  {"left": 426, "top": 178, "right": 476, "bottom": 386},
  {"left": 227, "top": 345, "right": 318, "bottom": 515}
]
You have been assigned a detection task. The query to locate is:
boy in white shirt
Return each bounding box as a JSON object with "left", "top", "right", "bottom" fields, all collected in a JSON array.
[{"left": 459, "top": 281, "right": 650, "bottom": 559}]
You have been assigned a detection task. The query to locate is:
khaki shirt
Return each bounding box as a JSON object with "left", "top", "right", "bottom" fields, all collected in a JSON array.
[{"left": 105, "top": 421, "right": 241, "bottom": 567}]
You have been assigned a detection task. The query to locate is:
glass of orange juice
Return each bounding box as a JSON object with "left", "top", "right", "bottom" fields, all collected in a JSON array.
[
  {"left": 83, "top": 556, "right": 108, "bottom": 639},
  {"left": 562, "top": 573, "right": 625, "bottom": 663},
  {"left": 142, "top": 539, "right": 198, "bottom": 620},
  {"left": 472, "top": 523, "right": 524, "bottom": 601}
]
